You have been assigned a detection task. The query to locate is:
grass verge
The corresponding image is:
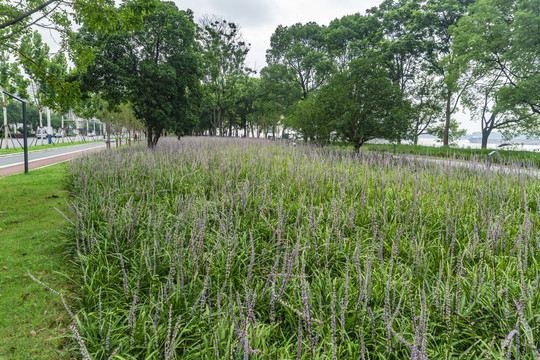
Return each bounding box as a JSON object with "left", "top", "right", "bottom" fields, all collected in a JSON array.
[
  {"left": 0, "top": 163, "right": 73, "bottom": 359},
  {"left": 0, "top": 140, "right": 102, "bottom": 156}
]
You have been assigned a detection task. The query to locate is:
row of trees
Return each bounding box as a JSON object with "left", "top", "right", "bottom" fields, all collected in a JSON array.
[
  {"left": 190, "top": 0, "right": 539, "bottom": 149},
  {"left": 220, "top": 0, "right": 538, "bottom": 149},
  {"left": 1, "top": 0, "right": 538, "bottom": 149}
]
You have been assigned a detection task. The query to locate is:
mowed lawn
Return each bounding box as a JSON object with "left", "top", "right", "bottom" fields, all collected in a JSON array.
[{"left": 0, "top": 164, "right": 73, "bottom": 359}]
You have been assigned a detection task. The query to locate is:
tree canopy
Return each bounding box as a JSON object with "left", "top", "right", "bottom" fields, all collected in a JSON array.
[
  {"left": 79, "top": 1, "right": 202, "bottom": 148},
  {"left": 318, "top": 58, "right": 411, "bottom": 150},
  {"left": 1, "top": 0, "right": 538, "bottom": 149}
]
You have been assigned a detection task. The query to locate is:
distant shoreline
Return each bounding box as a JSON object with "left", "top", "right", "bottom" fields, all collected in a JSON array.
[{"left": 468, "top": 138, "right": 540, "bottom": 145}]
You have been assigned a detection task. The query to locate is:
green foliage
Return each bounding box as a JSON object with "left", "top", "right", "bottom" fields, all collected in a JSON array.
[
  {"left": 0, "top": 48, "right": 28, "bottom": 99},
  {"left": 287, "top": 96, "right": 331, "bottom": 144},
  {"left": 367, "top": 0, "right": 427, "bottom": 91},
  {"left": 251, "top": 64, "right": 301, "bottom": 137},
  {"left": 6, "top": 100, "right": 64, "bottom": 131},
  {"left": 18, "top": 31, "right": 49, "bottom": 110},
  {"left": 198, "top": 16, "right": 251, "bottom": 136},
  {"left": 1, "top": 0, "right": 157, "bottom": 113},
  {"left": 324, "top": 13, "right": 382, "bottom": 65},
  {"left": 233, "top": 76, "right": 258, "bottom": 134},
  {"left": 452, "top": 0, "right": 540, "bottom": 117},
  {"left": 407, "top": 71, "right": 445, "bottom": 144},
  {"left": 18, "top": 31, "right": 78, "bottom": 115},
  {"left": 80, "top": 1, "right": 202, "bottom": 147},
  {"left": 266, "top": 22, "right": 335, "bottom": 99},
  {"left": 317, "top": 58, "right": 411, "bottom": 149},
  {"left": 428, "top": 118, "right": 466, "bottom": 146},
  {"left": 412, "top": 0, "right": 475, "bottom": 145}
]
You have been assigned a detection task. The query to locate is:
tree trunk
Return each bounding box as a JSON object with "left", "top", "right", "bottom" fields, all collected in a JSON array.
[
  {"left": 147, "top": 127, "right": 153, "bottom": 148},
  {"left": 61, "top": 115, "right": 64, "bottom": 143},
  {"left": 481, "top": 122, "right": 494, "bottom": 149},
  {"left": 146, "top": 127, "right": 160, "bottom": 148},
  {"left": 218, "top": 108, "right": 224, "bottom": 137},
  {"left": 481, "top": 132, "right": 489, "bottom": 149},
  {"left": 212, "top": 109, "right": 216, "bottom": 136},
  {"left": 106, "top": 120, "right": 111, "bottom": 150},
  {"left": 39, "top": 110, "right": 44, "bottom": 145},
  {"left": 3, "top": 100, "right": 8, "bottom": 150},
  {"left": 443, "top": 89, "right": 451, "bottom": 146}
]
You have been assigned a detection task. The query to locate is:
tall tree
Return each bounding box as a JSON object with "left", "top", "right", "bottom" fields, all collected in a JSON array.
[
  {"left": 266, "top": 22, "right": 334, "bottom": 100},
  {"left": 198, "top": 16, "right": 250, "bottom": 136},
  {"left": 368, "top": 0, "right": 425, "bottom": 92},
  {"left": 416, "top": 0, "right": 475, "bottom": 145},
  {"left": 288, "top": 95, "right": 331, "bottom": 144},
  {"left": 407, "top": 70, "right": 445, "bottom": 144},
  {"left": 255, "top": 64, "right": 301, "bottom": 139},
  {"left": 452, "top": 0, "right": 540, "bottom": 117},
  {"left": 323, "top": 13, "right": 382, "bottom": 68},
  {"left": 19, "top": 31, "right": 50, "bottom": 138},
  {"left": 460, "top": 66, "right": 538, "bottom": 148},
  {"left": 79, "top": 1, "right": 202, "bottom": 148},
  {"left": 234, "top": 75, "right": 258, "bottom": 137},
  {"left": 318, "top": 58, "right": 411, "bottom": 150}
]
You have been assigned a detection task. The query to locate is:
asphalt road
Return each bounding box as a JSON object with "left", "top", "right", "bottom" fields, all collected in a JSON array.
[
  {"left": 0, "top": 135, "right": 102, "bottom": 149},
  {"left": 0, "top": 142, "right": 109, "bottom": 177}
]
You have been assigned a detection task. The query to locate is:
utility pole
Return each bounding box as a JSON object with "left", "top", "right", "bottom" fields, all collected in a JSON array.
[
  {"left": 2, "top": 91, "right": 28, "bottom": 173},
  {"left": 2, "top": 91, "right": 8, "bottom": 149}
]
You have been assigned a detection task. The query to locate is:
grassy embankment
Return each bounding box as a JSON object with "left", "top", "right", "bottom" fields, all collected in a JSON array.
[
  {"left": 0, "top": 164, "right": 74, "bottom": 359},
  {"left": 58, "top": 137, "right": 540, "bottom": 359},
  {"left": 0, "top": 140, "right": 103, "bottom": 156},
  {"left": 361, "top": 143, "right": 540, "bottom": 168}
]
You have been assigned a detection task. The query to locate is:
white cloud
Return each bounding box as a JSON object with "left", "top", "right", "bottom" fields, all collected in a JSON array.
[{"left": 174, "top": 0, "right": 383, "bottom": 71}]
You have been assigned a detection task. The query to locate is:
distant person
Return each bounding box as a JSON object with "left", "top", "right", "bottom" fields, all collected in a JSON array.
[{"left": 134, "top": 133, "right": 138, "bottom": 141}]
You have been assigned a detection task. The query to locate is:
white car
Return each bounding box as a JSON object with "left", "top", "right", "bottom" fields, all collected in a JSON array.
[{"left": 35, "top": 130, "right": 48, "bottom": 139}]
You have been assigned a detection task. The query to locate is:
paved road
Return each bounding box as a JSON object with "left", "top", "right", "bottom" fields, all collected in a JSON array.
[
  {"left": 0, "top": 135, "right": 102, "bottom": 150},
  {"left": 396, "top": 153, "right": 540, "bottom": 179},
  {"left": 0, "top": 142, "right": 109, "bottom": 177}
]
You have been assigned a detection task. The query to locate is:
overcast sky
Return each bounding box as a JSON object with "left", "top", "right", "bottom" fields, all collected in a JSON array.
[{"left": 173, "top": 0, "right": 383, "bottom": 71}]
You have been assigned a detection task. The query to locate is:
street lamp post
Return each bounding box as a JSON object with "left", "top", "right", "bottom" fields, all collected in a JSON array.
[{"left": 2, "top": 91, "right": 29, "bottom": 173}]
